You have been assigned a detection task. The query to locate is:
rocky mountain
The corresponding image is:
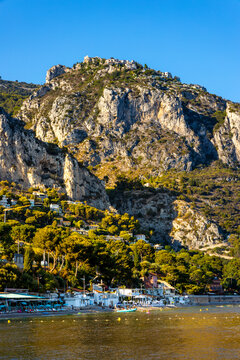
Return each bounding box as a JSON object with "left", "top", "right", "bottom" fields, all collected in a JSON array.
[
  {"left": 0, "top": 56, "right": 239, "bottom": 250},
  {"left": 0, "top": 109, "right": 109, "bottom": 209},
  {"left": 19, "top": 56, "right": 240, "bottom": 182}
]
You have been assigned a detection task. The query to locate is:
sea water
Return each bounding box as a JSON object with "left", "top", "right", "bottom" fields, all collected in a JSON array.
[{"left": 1, "top": 306, "right": 240, "bottom": 360}]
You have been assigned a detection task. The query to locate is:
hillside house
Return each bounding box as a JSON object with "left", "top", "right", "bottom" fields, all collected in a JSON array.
[
  {"left": 50, "top": 204, "right": 61, "bottom": 214},
  {"left": 135, "top": 234, "right": 146, "bottom": 242},
  {"left": 13, "top": 254, "right": 24, "bottom": 270},
  {"left": 32, "top": 192, "right": 47, "bottom": 201},
  {"left": 0, "top": 195, "right": 10, "bottom": 208}
]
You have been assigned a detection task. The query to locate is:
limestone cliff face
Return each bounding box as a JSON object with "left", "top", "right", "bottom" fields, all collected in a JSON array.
[
  {"left": 213, "top": 104, "right": 240, "bottom": 165},
  {"left": 110, "top": 188, "right": 225, "bottom": 249},
  {"left": 45, "top": 65, "right": 69, "bottom": 83},
  {"left": 0, "top": 110, "right": 109, "bottom": 209},
  {"left": 19, "top": 56, "right": 233, "bottom": 177},
  {"left": 170, "top": 200, "right": 224, "bottom": 249}
]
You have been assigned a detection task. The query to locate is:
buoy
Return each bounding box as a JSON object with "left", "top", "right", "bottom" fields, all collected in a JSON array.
[
  {"left": 117, "top": 317, "right": 121, "bottom": 321},
  {"left": 7, "top": 320, "right": 11, "bottom": 324}
]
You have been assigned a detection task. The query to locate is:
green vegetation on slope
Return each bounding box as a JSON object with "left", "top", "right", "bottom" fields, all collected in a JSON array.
[
  {"left": 0, "top": 79, "right": 38, "bottom": 116},
  {"left": 0, "top": 180, "right": 240, "bottom": 295},
  {"left": 145, "top": 163, "right": 240, "bottom": 235}
]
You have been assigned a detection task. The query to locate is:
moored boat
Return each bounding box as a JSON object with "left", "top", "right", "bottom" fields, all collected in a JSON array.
[{"left": 115, "top": 308, "right": 137, "bottom": 313}]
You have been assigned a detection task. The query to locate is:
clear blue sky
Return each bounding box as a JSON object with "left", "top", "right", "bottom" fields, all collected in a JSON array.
[{"left": 0, "top": 0, "right": 239, "bottom": 102}]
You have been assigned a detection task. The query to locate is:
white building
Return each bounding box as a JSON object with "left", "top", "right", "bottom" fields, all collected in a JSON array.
[
  {"left": 32, "top": 192, "right": 47, "bottom": 200},
  {"left": 135, "top": 234, "right": 146, "bottom": 241},
  {"left": 0, "top": 195, "right": 10, "bottom": 208},
  {"left": 50, "top": 204, "right": 61, "bottom": 214},
  {"left": 157, "top": 280, "right": 176, "bottom": 296},
  {"left": 64, "top": 292, "right": 94, "bottom": 308},
  {"left": 75, "top": 228, "right": 88, "bottom": 236},
  {"left": 154, "top": 244, "right": 163, "bottom": 251},
  {"left": 93, "top": 290, "right": 119, "bottom": 307}
]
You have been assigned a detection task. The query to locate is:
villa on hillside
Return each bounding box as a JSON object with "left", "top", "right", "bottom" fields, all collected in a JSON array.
[
  {"left": 135, "top": 234, "right": 147, "bottom": 241},
  {"left": 0, "top": 195, "right": 10, "bottom": 208}
]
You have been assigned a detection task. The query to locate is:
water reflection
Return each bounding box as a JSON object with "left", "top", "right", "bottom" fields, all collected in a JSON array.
[{"left": 1, "top": 306, "right": 240, "bottom": 360}]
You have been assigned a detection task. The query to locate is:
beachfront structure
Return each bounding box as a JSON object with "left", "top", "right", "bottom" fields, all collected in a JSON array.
[
  {"left": 0, "top": 292, "right": 53, "bottom": 312},
  {"left": 157, "top": 280, "right": 176, "bottom": 296},
  {"left": 117, "top": 288, "right": 156, "bottom": 305},
  {"left": 93, "top": 289, "right": 119, "bottom": 307},
  {"left": 64, "top": 292, "right": 94, "bottom": 308}
]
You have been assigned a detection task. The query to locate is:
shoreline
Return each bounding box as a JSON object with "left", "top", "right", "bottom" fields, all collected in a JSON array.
[
  {"left": 1, "top": 302, "right": 240, "bottom": 320},
  {"left": 0, "top": 306, "right": 113, "bottom": 320}
]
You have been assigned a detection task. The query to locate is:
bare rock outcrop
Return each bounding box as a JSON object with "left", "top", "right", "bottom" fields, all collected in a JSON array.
[
  {"left": 213, "top": 103, "right": 240, "bottom": 165},
  {"left": 46, "top": 65, "right": 68, "bottom": 83},
  {"left": 110, "top": 188, "right": 225, "bottom": 249},
  {"left": 170, "top": 200, "right": 224, "bottom": 249},
  {"left": 0, "top": 110, "right": 109, "bottom": 209}
]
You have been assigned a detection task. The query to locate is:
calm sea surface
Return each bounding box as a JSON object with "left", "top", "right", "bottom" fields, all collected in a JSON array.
[{"left": 1, "top": 306, "right": 240, "bottom": 360}]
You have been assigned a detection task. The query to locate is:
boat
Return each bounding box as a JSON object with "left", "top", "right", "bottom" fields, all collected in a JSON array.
[{"left": 115, "top": 308, "right": 137, "bottom": 313}]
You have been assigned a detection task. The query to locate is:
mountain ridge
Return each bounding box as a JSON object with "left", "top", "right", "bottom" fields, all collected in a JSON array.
[
  {"left": 0, "top": 56, "right": 239, "bottom": 250},
  {"left": 18, "top": 56, "right": 240, "bottom": 180}
]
